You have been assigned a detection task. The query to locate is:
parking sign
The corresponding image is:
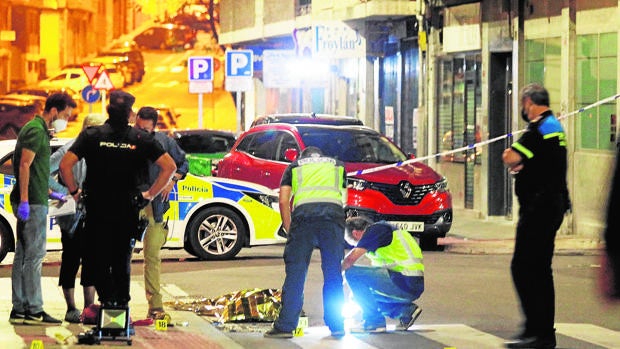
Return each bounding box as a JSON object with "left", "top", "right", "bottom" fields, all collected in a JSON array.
[
  {"left": 226, "top": 50, "right": 253, "bottom": 77},
  {"left": 188, "top": 56, "right": 213, "bottom": 81},
  {"left": 225, "top": 50, "right": 253, "bottom": 92}
]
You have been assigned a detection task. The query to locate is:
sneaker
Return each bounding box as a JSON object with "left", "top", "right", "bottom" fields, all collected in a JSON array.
[
  {"left": 396, "top": 303, "right": 422, "bottom": 331},
  {"left": 264, "top": 326, "right": 294, "bottom": 338},
  {"left": 81, "top": 304, "right": 99, "bottom": 325},
  {"left": 64, "top": 308, "right": 82, "bottom": 323},
  {"left": 24, "top": 311, "right": 62, "bottom": 325},
  {"left": 147, "top": 309, "right": 171, "bottom": 322},
  {"left": 9, "top": 309, "right": 25, "bottom": 325},
  {"left": 349, "top": 321, "right": 387, "bottom": 334}
]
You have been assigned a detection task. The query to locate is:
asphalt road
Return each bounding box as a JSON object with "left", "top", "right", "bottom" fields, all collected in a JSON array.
[{"left": 3, "top": 244, "right": 616, "bottom": 349}]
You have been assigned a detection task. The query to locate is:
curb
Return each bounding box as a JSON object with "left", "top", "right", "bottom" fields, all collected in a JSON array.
[{"left": 441, "top": 236, "right": 604, "bottom": 255}]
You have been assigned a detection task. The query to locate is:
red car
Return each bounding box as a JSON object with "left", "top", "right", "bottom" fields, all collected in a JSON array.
[{"left": 216, "top": 123, "right": 452, "bottom": 249}]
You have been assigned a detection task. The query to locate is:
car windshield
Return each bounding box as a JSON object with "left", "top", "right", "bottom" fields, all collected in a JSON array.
[
  {"left": 176, "top": 134, "right": 233, "bottom": 153},
  {"left": 297, "top": 127, "right": 407, "bottom": 163}
]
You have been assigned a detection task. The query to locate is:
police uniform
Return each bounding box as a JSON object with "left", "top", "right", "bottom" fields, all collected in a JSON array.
[
  {"left": 69, "top": 121, "right": 165, "bottom": 306},
  {"left": 344, "top": 221, "right": 424, "bottom": 329},
  {"left": 509, "top": 110, "right": 570, "bottom": 341},
  {"left": 272, "top": 151, "right": 347, "bottom": 335}
]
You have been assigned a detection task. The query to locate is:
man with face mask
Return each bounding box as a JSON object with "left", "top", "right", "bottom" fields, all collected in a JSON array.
[
  {"left": 134, "top": 106, "right": 188, "bottom": 321},
  {"left": 502, "top": 83, "right": 571, "bottom": 349},
  {"left": 9, "top": 92, "right": 76, "bottom": 325}
]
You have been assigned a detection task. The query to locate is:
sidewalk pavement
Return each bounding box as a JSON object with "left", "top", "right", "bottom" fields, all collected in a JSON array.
[{"left": 442, "top": 208, "right": 605, "bottom": 255}]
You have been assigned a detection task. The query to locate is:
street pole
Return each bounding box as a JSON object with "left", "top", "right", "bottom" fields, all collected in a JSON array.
[
  {"left": 198, "top": 93, "right": 204, "bottom": 128},
  {"left": 236, "top": 92, "right": 242, "bottom": 134}
]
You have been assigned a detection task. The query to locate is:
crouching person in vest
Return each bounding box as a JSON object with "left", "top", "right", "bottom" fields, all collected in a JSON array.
[{"left": 342, "top": 218, "right": 424, "bottom": 333}]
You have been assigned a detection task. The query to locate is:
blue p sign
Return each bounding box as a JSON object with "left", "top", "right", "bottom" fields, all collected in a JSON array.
[
  {"left": 226, "top": 50, "right": 253, "bottom": 77},
  {"left": 188, "top": 57, "right": 213, "bottom": 81}
]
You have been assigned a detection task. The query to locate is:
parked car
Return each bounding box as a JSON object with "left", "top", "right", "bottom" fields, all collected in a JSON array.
[
  {"left": 133, "top": 23, "right": 197, "bottom": 50},
  {"left": 217, "top": 123, "right": 453, "bottom": 249},
  {"left": 0, "top": 139, "right": 285, "bottom": 263},
  {"left": 95, "top": 48, "right": 145, "bottom": 84},
  {"left": 167, "top": 129, "right": 236, "bottom": 176},
  {"left": 9, "top": 84, "right": 82, "bottom": 120},
  {"left": 153, "top": 105, "right": 180, "bottom": 130},
  {"left": 41, "top": 67, "right": 91, "bottom": 93},
  {"left": 0, "top": 94, "right": 45, "bottom": 139},
  {"left": 250, "top": 113, "right": 364, "bottom": 127}
]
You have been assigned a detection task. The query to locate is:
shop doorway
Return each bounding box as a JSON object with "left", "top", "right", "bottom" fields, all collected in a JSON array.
[{"left": 488, "top": 52, "right": 513, "bottom": 217}]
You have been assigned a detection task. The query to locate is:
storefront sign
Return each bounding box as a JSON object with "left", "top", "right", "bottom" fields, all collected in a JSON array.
[{"left": 312, "top": 22, "right": 365, "bottom": 58}]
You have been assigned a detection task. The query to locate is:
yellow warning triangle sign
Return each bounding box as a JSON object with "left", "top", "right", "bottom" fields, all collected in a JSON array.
[{"left": 93, "top": 70, "right": 115, "bottom": 90}]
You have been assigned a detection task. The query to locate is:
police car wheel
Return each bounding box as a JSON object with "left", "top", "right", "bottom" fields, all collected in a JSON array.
[
  {"left": 186, "top": 207, "right": 246, "bottom": 260},
  {"left": 0, "top": 221, "right": 11, "bottom": 263}
]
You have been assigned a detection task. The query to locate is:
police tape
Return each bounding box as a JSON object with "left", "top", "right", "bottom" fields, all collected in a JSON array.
[{"left": 347, "top": 93, "right": 620, "bottom": 177}]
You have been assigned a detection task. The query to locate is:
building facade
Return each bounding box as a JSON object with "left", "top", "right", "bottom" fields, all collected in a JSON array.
[
  {"left": 220, "top": 0, "right": 620, "bottom": 240},
  {"left": 0, "top": 0, "right": 135, "bottom": 94}
]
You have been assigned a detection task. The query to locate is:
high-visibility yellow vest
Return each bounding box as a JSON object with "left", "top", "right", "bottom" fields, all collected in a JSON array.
[
  {"left": 291, "top": 156, "right": 345, "bottom": 208},
  {"left": 366, "top": 230, "right": 425, "bottom": 277}
]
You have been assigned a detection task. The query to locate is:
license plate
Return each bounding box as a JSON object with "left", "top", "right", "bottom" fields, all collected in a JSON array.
[{"left": 388, "top": 221, "right": 424, "bottom": 232}]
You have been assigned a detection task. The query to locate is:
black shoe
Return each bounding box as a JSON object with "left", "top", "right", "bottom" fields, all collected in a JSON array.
[
  {"left": 9, "top": 309, "right": 25, "bottom": 325},
  {"left": 24, "top": 311, "right": 62, "bottom": 325},
  {"left": 504, "top": 335, "right": 556, "bottom": 349},
  {"left": 264, "top": 326, "right": 293, "bottom": 338},
  {"left": 397, "top": 303, "right": 422, "bottom": 331}
]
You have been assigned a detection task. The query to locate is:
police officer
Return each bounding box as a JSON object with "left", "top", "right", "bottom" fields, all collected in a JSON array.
[
  {"left": 342, "top": 218, "right": 424, "bottom": 333},
  {"left": 502, "top": 83, "right": 570, "bottom": 349},
  {"left": 265, "top": 146, "right": 347, "bottom": 338},
  {"left": 59, "top": 91, "right": 176, "bottom": 308}
]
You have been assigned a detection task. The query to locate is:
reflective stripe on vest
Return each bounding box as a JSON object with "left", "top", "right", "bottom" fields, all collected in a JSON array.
[
  {"left": 292, "top": 157, "right": 344, "bottom": 208},
  {"left": 366, "top": 230, "right": 424, "bottom": 277}
]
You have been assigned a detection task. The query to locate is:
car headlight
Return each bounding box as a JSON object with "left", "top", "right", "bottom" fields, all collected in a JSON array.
[
  {"left": 347, "top": 177, "right": 368, "bottom": 191},
  {"left": 433, "top": 177, "right": 448, "bottom": 192},
  {"left": 243, "top": 191, "right": 279, "bottom": 209}
]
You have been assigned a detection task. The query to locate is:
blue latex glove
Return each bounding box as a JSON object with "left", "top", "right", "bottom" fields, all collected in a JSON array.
[
  {"left": 17, "top": 202, "right": 29, "bottom": 221},
  {"left": 49, "top": 191, "right": 67, "bottom": 202}
]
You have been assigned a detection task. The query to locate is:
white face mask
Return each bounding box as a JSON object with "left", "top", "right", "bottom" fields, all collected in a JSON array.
[{"left": 52, "top": 118, "right": 68, "bottom": 133}]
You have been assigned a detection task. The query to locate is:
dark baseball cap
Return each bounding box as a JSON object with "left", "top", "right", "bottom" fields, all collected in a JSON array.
[{"left": 109, "top": 90, "right": 136, "bottom": 110}]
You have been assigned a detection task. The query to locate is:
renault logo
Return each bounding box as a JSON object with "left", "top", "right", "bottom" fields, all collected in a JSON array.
[{"left": 399, "top": 181, "right": 413, "bottom": 199}]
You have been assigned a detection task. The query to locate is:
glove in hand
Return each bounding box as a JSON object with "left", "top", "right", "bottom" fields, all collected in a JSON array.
[
  {"left": 17, "top": 202, "right": 30, "bottom": 221},
  {"left": 49, "top": 191, "right": 67, "bottom": 202}
]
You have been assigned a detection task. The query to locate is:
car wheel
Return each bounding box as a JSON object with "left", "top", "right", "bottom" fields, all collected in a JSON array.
[
  {"left": 186, "top": 207, "right": 246, "bottom": 260},
  {"left": 0, "top": 221, "right": 14, "bottom": 264}
]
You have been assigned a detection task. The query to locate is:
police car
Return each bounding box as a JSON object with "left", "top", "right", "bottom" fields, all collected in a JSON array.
[{"left": 0, "top": 138, "right": 285, "bottom": 263}]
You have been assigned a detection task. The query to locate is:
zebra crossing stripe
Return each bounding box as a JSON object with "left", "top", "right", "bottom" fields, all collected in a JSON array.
[
  {"left": 161, "top": 283, "right": 190, "bottom": 298},
  {"left": 556, "top": 323, "right": 620, "bottom": 348},
  {"left": 292, "top": 326, "right": 378, "bottom": 348},
  {"left": 410, "top": 324, "right": 505, "bottom": 349},
  {"left": 0, "top": 322, "right": 25, "bottom": 348}
]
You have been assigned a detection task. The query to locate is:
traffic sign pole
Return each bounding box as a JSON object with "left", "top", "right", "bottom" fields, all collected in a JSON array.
[
  {"left": 188, "top": 56, "right": 214, "bottom": 129},
  {"left": 101, "top": 90, "right": 107, "bottom": 115},
  {"left": 225, "top": 50, "right": 253, "bottom": 134},
  {"left": 236, "top": 93, "right": 241, "bottom": 134},
  {"left": 198, "top": 93, "right": 203, "bottom": 129}
]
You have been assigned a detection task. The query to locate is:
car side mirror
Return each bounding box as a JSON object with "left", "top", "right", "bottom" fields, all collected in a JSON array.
[{"left": 284, "top": 148, "right": 299, "bottom": 162}]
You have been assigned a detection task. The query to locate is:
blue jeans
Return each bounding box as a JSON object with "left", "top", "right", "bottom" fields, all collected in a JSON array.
[
  {"left": 345, "top": 265, "right": 423, "bottom": 324},
  {"left": 11, "top": 204, "right": 48, "bottom": 314},
  {"left": 274, "top": 214, "right": 345, "bottom": 333}
]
